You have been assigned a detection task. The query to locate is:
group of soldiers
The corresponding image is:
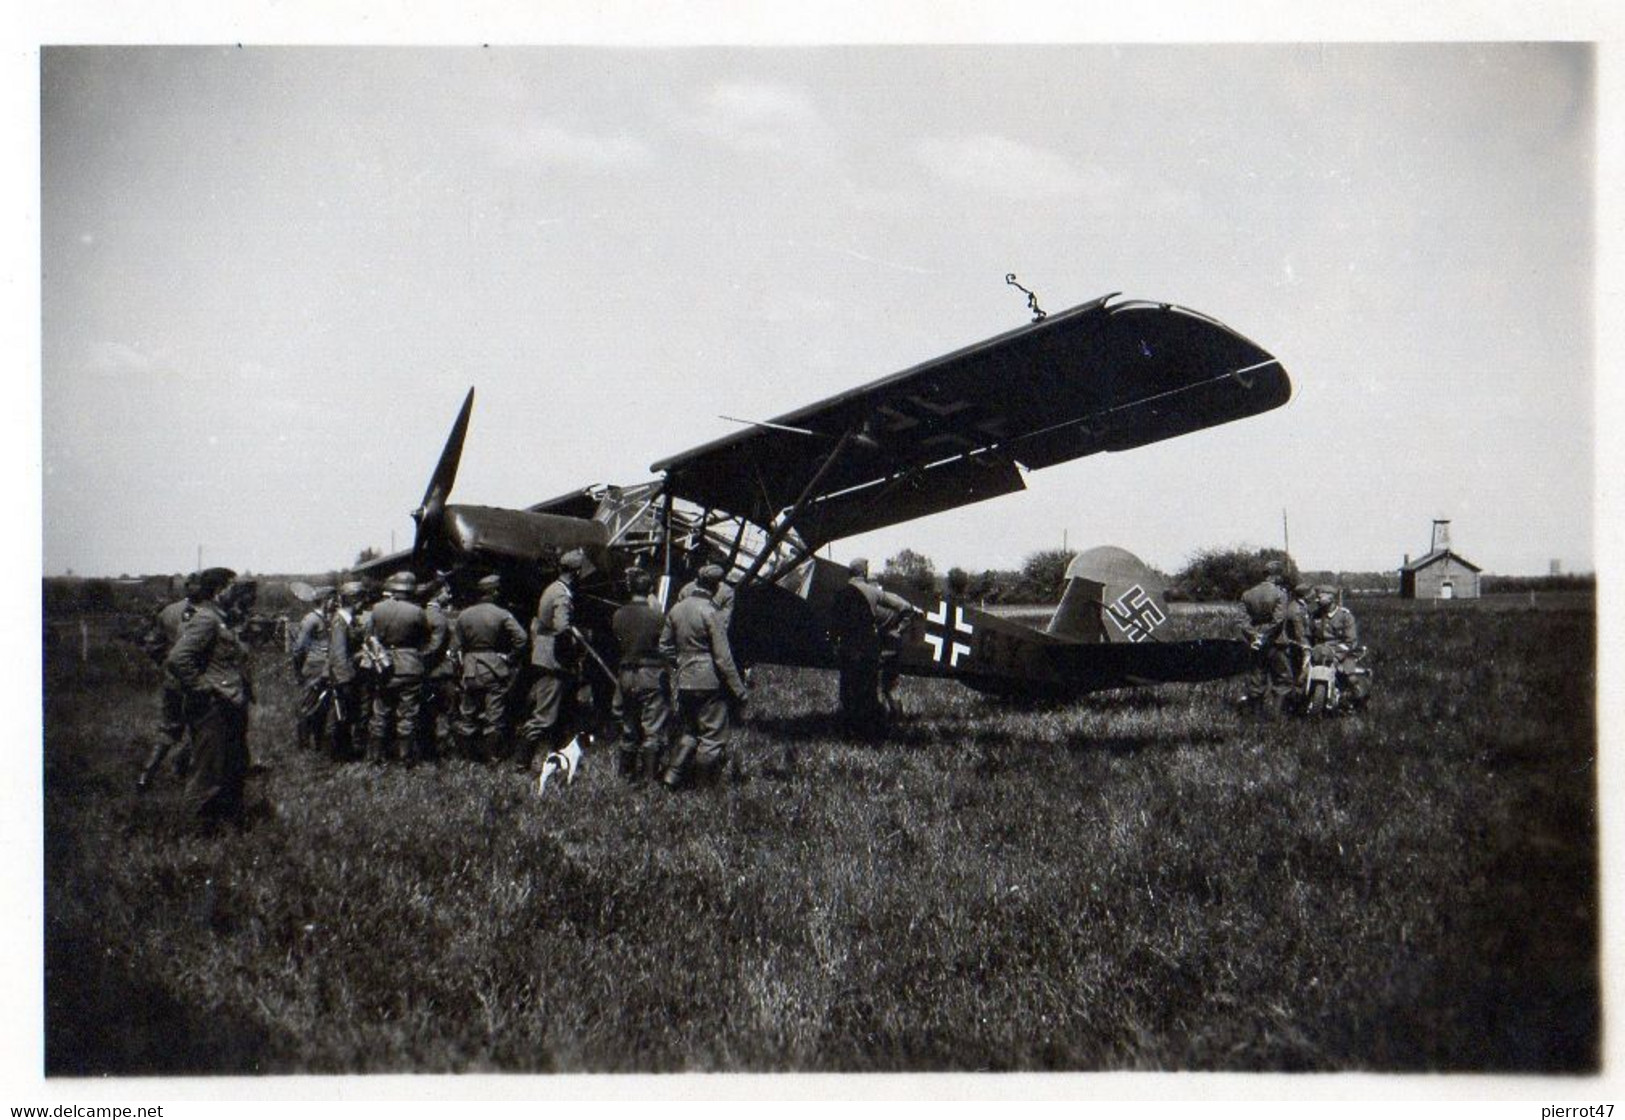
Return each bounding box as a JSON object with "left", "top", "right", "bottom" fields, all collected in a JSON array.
[
  {"left": 284, "top": 551, "right": 751, "bottom": 791},
  {"left": 1237, "top": 560, "right": 1372, "bottom": 717},
  {"left": 138, "top": 545, "right": 930, "bottom": 816},
  {"left": 133, "top": 551, "right": 1360, "bottom": 821}
]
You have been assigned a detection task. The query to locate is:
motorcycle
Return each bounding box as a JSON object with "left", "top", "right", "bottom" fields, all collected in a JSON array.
[{"left": 1295, "top": 641, "right": 1371, "bottom": 717}]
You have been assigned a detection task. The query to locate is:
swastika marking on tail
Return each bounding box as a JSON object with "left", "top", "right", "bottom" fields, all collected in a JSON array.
[{"left": 1105, "top": 585, "right": 1166, "bottom": 642}]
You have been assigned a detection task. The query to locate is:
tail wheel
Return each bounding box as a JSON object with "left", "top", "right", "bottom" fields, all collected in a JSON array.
[{"left": 1307, "top": 679, "right": 1330, "bottom": 718}]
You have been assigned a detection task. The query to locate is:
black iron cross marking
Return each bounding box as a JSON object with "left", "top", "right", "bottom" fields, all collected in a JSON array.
[{"left": 923, "top": 599, "right": 975, "bottom": 666}]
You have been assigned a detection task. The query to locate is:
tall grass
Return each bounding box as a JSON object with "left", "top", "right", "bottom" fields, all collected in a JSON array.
[{"left": 42, "top": 597, "right": 1596, "bottom": 1073}]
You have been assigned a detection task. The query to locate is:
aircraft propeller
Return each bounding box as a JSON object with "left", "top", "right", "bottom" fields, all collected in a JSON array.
[{"left": 412, "top": 387, "right": 474, "bottom": 564}]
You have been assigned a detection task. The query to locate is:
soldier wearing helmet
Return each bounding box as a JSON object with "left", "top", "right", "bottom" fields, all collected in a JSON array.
[
  {"left": 517, "top": 549, "right": 586, "bottom": 775},
  {"left": 365, "top": 570, "right": 432, "bottom": 765},
  {"left": 453, "top": 573, "right": 529, "bottom": 762}
]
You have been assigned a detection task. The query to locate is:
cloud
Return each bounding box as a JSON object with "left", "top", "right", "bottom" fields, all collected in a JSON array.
[
  {"left": 505, "top": 122, "right": 655, "bottom": 172},
  {"left": 85, "top": 340, "right": 156, "bottom": 376},
  {"left": 684, "top": 81, "right": 829, "bottom": 155},
  {"left": 913, "top": 135, "right": 1120, "bottom": 203}
]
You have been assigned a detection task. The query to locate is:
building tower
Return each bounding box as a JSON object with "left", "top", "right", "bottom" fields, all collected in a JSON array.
[{"left": 1431, "top": 519, "right": 1451, "bottom": 553}]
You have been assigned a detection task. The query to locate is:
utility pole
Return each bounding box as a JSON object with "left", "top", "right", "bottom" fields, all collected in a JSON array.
[
  {"left": 1282, "top": 509, "right": 1290, "bottom": 561},
  {"left": 196, "top": 544, "right": 202, "bottom": 572}
]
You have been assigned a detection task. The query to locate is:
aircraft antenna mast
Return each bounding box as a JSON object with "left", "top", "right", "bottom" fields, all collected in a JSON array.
[{"left": 1005, "top": 274, "right": 1047, "bottom": 322}]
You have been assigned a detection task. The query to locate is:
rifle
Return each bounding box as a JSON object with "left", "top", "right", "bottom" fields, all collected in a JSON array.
[{"left": 568, "top": 625, "right": 616, "bottom": 683}]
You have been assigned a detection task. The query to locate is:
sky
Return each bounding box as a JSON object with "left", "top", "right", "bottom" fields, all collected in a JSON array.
[{"left": 37, "top": 29, "right": 1601, "bottom": 579}]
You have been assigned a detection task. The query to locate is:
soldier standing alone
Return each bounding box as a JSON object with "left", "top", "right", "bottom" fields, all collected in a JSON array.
[{"left": 163, "top": 567, "right": 253, "bottom": 828}]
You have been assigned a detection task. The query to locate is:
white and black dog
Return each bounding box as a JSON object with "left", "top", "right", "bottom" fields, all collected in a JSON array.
[{"left": 536, "top": 734, "right": 587, "bottom": 795}]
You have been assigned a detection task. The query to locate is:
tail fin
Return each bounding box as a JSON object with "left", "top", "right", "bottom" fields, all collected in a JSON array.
[{"left": 1047, "top": 546, "right": 1172, "bottom": 644}]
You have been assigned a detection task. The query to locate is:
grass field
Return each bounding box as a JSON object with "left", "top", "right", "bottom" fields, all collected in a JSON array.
[{"left": 41, "top": 594, "right": 1597, "bottom": 1074}]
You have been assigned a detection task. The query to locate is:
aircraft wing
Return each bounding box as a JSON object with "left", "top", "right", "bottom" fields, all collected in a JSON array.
[
  {"left": 650, "top": 294, "right": 1291, "bottom": 547},
  {"left": 352, "top": 548, "right": 416, "bottom": 578}
]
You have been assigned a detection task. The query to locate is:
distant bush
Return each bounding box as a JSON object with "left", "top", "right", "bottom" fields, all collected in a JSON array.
[
  {"left": 1483, "top": 574, "right": 1596, "bottom": 594},
  {"left": 1173, "top": 546, "right": 1299, "bottom": 602},
  {"left": 881, "top": 549, "right": 938, "bottom": 598},
  {"left": 1016, "top": 549, "right": 1077, "bottom": 604},
  {"left": 78, "top": 579, "right": 116, "bottom": 614}
]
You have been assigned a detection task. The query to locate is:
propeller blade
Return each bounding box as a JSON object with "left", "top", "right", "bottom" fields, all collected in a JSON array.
[{"left": 413, "top": 387, "right": 475, "bottom": 560}]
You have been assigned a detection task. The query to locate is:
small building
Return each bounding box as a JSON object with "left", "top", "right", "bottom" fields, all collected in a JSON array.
[{"left": 1399, "top": 519, "right": 1481, "bottom": 600}]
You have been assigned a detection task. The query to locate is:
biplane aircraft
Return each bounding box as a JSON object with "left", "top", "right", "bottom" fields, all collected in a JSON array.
[{"left": 353, "top": 292, "right": 1291, "bottom": 710}]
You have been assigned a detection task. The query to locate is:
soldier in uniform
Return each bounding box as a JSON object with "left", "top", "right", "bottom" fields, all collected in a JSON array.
[
  {"left": 366, "top": 571, "right": 431, "bottom": 765},
  {"left": 326, "top": 580, "right": 368, "bottom": 760},
  {"left": 419, "top": 579, "right": 459, "bottom": 762},
  {"left": 611, "top": 568, "right": 671, "bottom": 783},
  {"left": 136, "top": 573, "right": 200, "bottom": 791},
  {"left": 1310, "top": 584, "right": 1370, "bottom": 710},
  {"left": 658, "top": 564, "right": 750, "bottom": 791},
  {"left": 453, "top": 573, "right": 529, "bottom": 762},
  {"left": 517, "top": 549, "right": 584, "bottom": 774},
  {"left": 836, "top": 558, "right": 919, "bottom": 732},
  {"left": 290, "top": 589, "right": 335, "bottom": 753},
  {"left": 1237, "top": 560, "right": 1293, "bottom": 717},
  {"left": 1284, "top": 581, "right": 1317, "bottom": 687},
  {"left": 164, "top": 567, "right": 252, "bottom": 828},
  {"left": 677, "top": 555, "right": 736, "bottom": 634}
]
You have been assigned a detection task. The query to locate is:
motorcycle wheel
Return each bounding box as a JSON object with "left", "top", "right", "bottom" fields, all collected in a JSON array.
[{"left": 1307, "top": 679, "right": 1330, "bottom": 718}]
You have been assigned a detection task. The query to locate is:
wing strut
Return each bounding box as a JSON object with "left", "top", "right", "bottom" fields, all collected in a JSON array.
[{"left": 737, "top": 426, "right": 858, "bottom": 585}]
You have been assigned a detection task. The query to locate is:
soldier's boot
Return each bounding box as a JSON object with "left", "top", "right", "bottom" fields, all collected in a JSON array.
[
  {"left": 137, "top": 738, "right": 170, "bottom": 793},
  {"left": 481, "top": 731, "right": 508, "bottom": 766},
  {"left": 618, "top": 744, "right": 642, "bottom": 782},
  {"left": 694, "top": 751, "right": 726, "bottom": 790},
  {"left": 661, "top": 736, "right": 697, "bottom": 791},
  {"left": 638, "top": 746, "right": 661, "bottom": 786},
  {"left": 511, "top": 737, "right": 539, "bottom": 774},
  {"left": 451, "top": 729, "right": 475, "bottom": 763},
  {"left": 366, "top": 733, "right": 390, "bottom": 764}
]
